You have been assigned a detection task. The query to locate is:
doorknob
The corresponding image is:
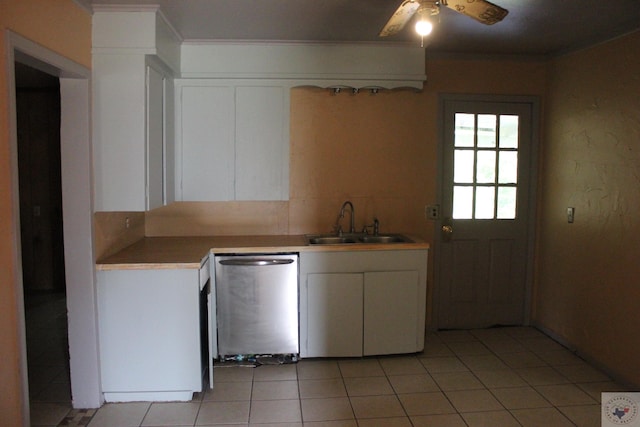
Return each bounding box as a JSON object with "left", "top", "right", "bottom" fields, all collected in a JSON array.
[{"left": 441, "top": 219, "right": 453, "bottom": 242}]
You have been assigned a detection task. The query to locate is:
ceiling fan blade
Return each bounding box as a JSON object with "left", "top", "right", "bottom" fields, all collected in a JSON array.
[
  {"left": 441, "top": 0, "right": 508, "bottom": 25},
  {"left": 379, "top": 0, "right": 421, "bottom": 37}
]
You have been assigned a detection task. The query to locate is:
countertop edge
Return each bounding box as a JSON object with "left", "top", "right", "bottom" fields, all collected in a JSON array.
[
  {"left": 96, "top": 262, "right": 203, "bottom": 271},
  {"left": 95, "top": 235, "right": 430, "bottom": 270}
]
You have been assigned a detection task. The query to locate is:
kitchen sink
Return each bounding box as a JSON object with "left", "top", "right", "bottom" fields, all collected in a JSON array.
[
  {"left": 306, "top": 234, "right": 413, "bottom": 245},
  {"left": 358, "top": 235, "right": 410, "bottom": 244},
  {"left": 307, "top": 236, "right": 358, "bottom": 245}
]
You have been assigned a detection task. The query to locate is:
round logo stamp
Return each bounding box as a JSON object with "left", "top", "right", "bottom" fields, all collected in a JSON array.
[{"left": 604, "top": 394, "right": 639, "bottom": 425}]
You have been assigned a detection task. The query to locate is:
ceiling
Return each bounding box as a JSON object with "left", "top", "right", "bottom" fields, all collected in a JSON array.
[{"left": 82, "top": 0, "right": 640, "bottom": 56}]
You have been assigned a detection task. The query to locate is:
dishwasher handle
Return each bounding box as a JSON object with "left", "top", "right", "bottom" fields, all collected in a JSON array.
[{"left": 218, "top": 258, "right": 295, "bottom": 266}]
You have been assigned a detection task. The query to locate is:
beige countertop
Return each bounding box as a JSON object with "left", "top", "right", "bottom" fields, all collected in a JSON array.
[{"left": 96, "top": 235, "right": 429, "bottom": 270}]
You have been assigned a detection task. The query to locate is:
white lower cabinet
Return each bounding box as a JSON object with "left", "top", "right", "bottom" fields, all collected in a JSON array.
[
  {"left": 97, "top": 260, "right": 209, "bottom": 402},
  {"left": 300, "top": 249, "right": 428, "bottom": 358}
]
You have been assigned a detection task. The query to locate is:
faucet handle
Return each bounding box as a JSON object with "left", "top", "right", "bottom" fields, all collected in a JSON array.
[{"left": 362, "top": 218, "right": 380, "bottom": 236}]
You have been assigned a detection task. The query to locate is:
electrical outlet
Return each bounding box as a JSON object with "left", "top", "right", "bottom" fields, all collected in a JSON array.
[{"left": 426, "top": 204, "right": 440, "bottom": 220}]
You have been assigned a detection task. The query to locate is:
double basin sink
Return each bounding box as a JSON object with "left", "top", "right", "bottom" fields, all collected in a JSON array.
[{"left": 306, "top": 233, "right": 413, "bottom": 245}]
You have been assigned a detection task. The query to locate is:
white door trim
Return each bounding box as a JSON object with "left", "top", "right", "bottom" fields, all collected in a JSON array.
[
  {"left": 433, "top": 93, "right": 539, "bottom": 330},
  {"left": 7, "top": 31, "right": 102, "bottom": 421}
]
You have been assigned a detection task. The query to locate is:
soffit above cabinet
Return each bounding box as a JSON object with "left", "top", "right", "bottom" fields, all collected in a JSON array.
[
  {"left": 181, "top": 42, "right": 426, "bottom": 90},
  {"left": 92, "top": 6, "right": 182, "bottom": 73},
  {"left": 91, "top": 8, "right": 426, "bottom": 90}
]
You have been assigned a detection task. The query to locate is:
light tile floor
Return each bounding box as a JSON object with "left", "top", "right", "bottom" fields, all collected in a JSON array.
[{"left": 27, "top": 294, "right": 631, "bottom": 426}]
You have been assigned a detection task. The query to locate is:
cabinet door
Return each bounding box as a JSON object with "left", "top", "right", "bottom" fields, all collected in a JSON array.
[
  {"left": 363, "top": 271, "right": 419, "bottom": 356},
  {"left": 146, "top": 65, "right": 164, "bottom": 210},
  {"left": 235, "top": 86, "right": 288, "bottom": 200},
  {"left": 180, "top": 85, "right": 235, "bottom": 201},
  {"left": 306, "top": 273, "right": 363, "bottom": 357}
]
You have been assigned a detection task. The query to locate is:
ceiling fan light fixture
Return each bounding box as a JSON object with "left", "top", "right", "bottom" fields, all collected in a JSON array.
[{"left": 414, "top": 18, "right": 433, "bottom": 36}]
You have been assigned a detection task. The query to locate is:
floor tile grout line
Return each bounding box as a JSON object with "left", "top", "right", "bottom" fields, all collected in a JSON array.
[
  {"left": 379, "top": 358, "right": 411, "bottom": 423},
  {"left": 191, "top": 379, "right": 206, "bottom": 427},
  {"left": 294, "top": 366, "right": 307, "bottom": 425}
]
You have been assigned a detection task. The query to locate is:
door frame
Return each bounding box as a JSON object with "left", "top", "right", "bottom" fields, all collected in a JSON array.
[
  {"left": 432, "top": 93, "right": 540, "bottom": 330},
  {"left": 7, "top": 31, "right": 101, "bottom": 421}
]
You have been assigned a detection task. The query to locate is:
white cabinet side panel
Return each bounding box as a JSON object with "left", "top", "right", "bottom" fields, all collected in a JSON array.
[
  {"left": 97, "top": 269, "right": 201, "bottom": 393},
  {"left": 163, "top": 77, "right": 176, "bottom": 204},
  {"left": 146, "top": 65, "right": 164, "bottom": 210},
  {"left": 93, "top": 54, "right": 146, "bottom": 211},
  {"left": 179, "top": 85, "right": 234, "bottom": 201}
]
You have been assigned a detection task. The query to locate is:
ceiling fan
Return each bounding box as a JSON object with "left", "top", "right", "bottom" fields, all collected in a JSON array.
[{"left": 379, "top": 0, "right": 508, "bottom": 40}]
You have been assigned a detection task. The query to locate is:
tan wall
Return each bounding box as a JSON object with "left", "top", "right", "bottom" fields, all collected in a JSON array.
[
  {"left": 535, "top": 31, "right": 640, "bottom": 385},
  {"left": 0, "top": 0, "right": 91, "bottom": 422}
]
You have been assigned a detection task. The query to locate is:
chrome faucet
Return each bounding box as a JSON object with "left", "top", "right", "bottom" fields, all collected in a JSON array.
[{"left": 335, "top": 201, "right": 355, "bottom": 235}]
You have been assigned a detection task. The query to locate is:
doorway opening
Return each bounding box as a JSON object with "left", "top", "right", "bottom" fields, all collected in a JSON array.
[
  {"left": 8, "top": 32, "right": 100, "bottom": 424},
  {"left": 15, "top": 62, "right": 72, "bottom": 411}
]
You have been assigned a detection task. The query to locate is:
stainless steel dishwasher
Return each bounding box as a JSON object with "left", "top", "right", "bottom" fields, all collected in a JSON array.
[{"left": 214, "top": 253, "right": 299, "bottom": 359}]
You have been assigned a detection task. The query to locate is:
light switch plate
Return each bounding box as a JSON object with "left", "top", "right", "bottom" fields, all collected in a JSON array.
[{"left": 567, "top": 207, "right": 575, "bottom": 223}]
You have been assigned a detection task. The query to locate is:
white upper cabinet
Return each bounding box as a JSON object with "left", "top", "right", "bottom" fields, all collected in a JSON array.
[{"left": 176, "top": 81, "right": 289, "bottom": 201}]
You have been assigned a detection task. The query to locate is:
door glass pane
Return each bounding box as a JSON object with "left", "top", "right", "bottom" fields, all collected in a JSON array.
[
  {"left": 453, "top": 186, "right": 473, "bottom": 219},
  {"left": 476, "top": 151, "right": 496, "bottom": 183},
  {"left": 498, "top": 151, "right": 518, "bottom": 184},
  {"left": 499, "top": 115, "right": 519, "bottom": 148},
  {"left": 477, "top": 114, "right": 496, "bottom": 148},
  {"left": 497, "top": 187, "right": 517, "bottom": 219},
  {"left": 475, "top": 186, "right": 495, "bottom": 219},
  {"left": 454, "top": 113, "right": 475, "bottom": 147},
  {"left": 454, "top": 150, "right": 474, "bottom": 183},
  {"left": 451, "top": 110, "right": 521, "bottom": 221}
]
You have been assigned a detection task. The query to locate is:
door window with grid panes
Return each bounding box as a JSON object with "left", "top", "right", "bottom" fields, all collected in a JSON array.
[{"left": 452, "top": 113, "right": 519, "bottom": 220}]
